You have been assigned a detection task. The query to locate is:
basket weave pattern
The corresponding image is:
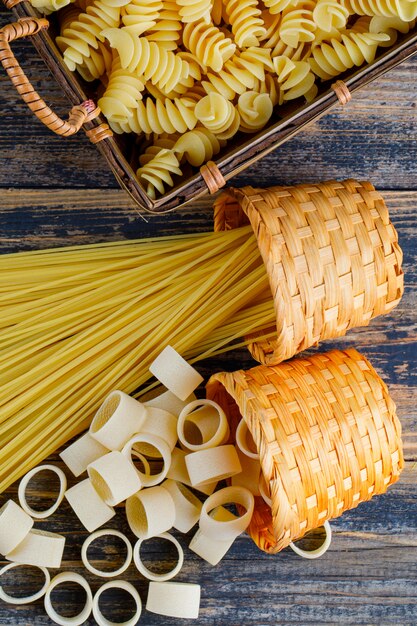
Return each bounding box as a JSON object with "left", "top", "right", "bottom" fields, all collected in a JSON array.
[
  {"left": 207, "top": 348, "right": 403, "bottom": 554},
  {"left": 213, "top": 180, "right": 404, "bottom": 365}
]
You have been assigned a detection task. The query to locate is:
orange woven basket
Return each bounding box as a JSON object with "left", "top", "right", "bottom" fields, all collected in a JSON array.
[
  {"left": 206, "top": 348, "right": 404, "bottom": 554},
  {"left": 213, "top": 180, "right": 404, "bottom": 365}
]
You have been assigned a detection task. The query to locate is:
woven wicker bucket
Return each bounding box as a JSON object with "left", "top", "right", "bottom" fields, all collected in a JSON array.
[
  {"left": 206, "top": 348, "right": 403, "bottom": 554},
  {"left": 213, "top": 180, "right": 404, "bottom": 366}
]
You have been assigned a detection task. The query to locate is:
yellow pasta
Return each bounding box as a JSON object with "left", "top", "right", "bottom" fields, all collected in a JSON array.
[
  {"left": 237, "top": 91, "right": 274, "bottom": 132},
  {"left": 98, "top": 59, "right": 145, "bottom": 122},
  {"left": 313, "top": 0, "right": 350, "bottom": 32},
  {"left": 274, "top": 56, "right": 317, "bottom": 102},
  {"left": 309, "top": 30, "right": 390, "bottom": 79},
  {"left": 341, "top": 0, "right": 417, "bottom": 22},
  {"left": 34, "top": 0, "right": 417, "bottom": 195},
  {"left": 103, "top": 27, "right": 189, "bottom": 93},
  {"left": 121, "top": 0, "right": 162, "bottom": 34},
  {"left": 146, "top": 0, "right": 183, "bottom": 50},
  {"left": 177, "top": 0, "right": 212, "bottom": 24},
  {"left": 173, "top": 128, "right": 223, "bottom": 166},
  {"left": 279, "top": 1, "right": 317, "bottom": 48},
  {"left": 223, "top": 0, "right": 266, "bottom": 48},
  {"left": 56, "top": 1, "right": 120, "bottom": 74},
  {"left": 195, "top": 92, "right": 241, "bottom": 139},
  {"left": 136, "top": 148, "right": 182, "bottom": 197},
  {"left": 182, "top": 21, "right": 236, "bottom": 72},
  {"left": 110, "top": 95, "right": 197, "bottom": 134},
  {"left": 0, "top": 227, "right": 276, "bottom": 493},
  {"left": 202, "top": 48, "right": 273, "bottom": 99}
]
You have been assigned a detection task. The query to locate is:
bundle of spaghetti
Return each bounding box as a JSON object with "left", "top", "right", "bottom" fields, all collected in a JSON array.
[{"left": 0, "top": 228, "right": 275, "bottom": 493}]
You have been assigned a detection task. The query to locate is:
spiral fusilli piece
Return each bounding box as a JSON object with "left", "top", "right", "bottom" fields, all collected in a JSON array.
[
  {"left": 31, "top": 0, "right": 73, "bottom": 15},
  {"left": 274, "top": 56, "right": 317, "bottom": 102},
  {"left": 115, "top": 95, "right": 198, "bottom": 134},
  {"left": 202, "top": 48, "right": 274, "bottom": 99},
  {"left": 103, "top": 27, "right": 190, "bottom": 92},
  {"left": 313, "top": 0, "right": 350, "bottom": 32},
  {"left": 309, "top": 30, "right": 390, "bottom": 79},
  {"left": 137, "top": 148, "right": 182, "bottom": 198},
  {"left": 195, "top": 92, "right": 241, "bottom": 139},
  {"left": 98, "top": 60, "right": 145, "bottom": 123},
  {"left": 177, "top": 0, "right": 211, "bottom": 23},
  {"left": 370, "top": 15, "right": 416, "bottom": 44},
  {"left": 183, "top": 21, "right": 236, "bottom": 71},
  {"left": 173, "top": 128, "right": 223, "bottom": 165},
  {"left": 146, "top": 0, "right": 182, "bottom": 50},
  {"left": 263, "top": 0, "right": 297, "bottom": 16},
  {"left": 237, "top": 91, "right": 274, "bottom": 132},
  {"left": 279, "top": 1, "right": 317, "bottom": 48},
  {"left": 121, "top": 0, "right": 162, "bottom": 34},
  {"left": 342, "top": 0, "right": 417, "bottom": 21},
  {"left": 223, "top": 0, "right": 266, "bottom": 47},
  {"left": 251, "top": 74, "right": 281, "bottom": 105},
  {"left": 56, "top": 1, "right": 120, "bottom": 73}
]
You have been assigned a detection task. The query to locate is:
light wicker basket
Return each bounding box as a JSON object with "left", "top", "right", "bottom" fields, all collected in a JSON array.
[
  {"left": 214, "top": 179, "right": 404, "bottom": 365},
  {"left": 0, "top": 3, "right": 416, "bottom": 212},
  {"left": 206, "top": 348, "right": 404, "bottom": 554}
]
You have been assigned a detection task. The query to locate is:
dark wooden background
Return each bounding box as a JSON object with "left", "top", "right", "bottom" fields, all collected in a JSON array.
[{"left": 0, "top": 8, "right": 416, "bottom": 624}]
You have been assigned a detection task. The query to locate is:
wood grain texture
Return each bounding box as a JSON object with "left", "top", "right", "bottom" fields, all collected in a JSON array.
[{"left": 0, "top": 10, "right": 416, "bottom": 621}]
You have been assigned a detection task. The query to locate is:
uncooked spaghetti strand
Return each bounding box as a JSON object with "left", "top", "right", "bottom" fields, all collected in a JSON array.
[
  {"left": 0, "top": 283, "right": 270, "bottom": 484},
  {"left": 0, "top": 249, "right": 264, "bottom": 434},
  {"left": 0, "top": 258, "right": 266, "bottom": 448},
  {"left": 0, "top": 230, "right": 249, "bottom": 321},
  {"left": 0, "top": 244, "right": 256, "bottom": 424},
  {"left": 0, "top": 235, "right": 240, "bottom": 393}
]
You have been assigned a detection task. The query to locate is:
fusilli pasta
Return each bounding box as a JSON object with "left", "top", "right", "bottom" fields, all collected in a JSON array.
[
  {"left": 56, "top": 1, "right": 120, "bottom": 73},
  {"left": 183, "top": 21, "right": 236, "bottom": 71},
  {"left": 237, "top": 91, "right": 274, "bottom": 132},
  {"left": 146, "top": 0, "right": 182, "bottom": 50},
  {"left": 103, "top": 27, "right": 190, "bottom": 92},
  {"left": 173, "top": 128, "right": 223, "bottom": 165},
  {"left": 136, "top": 148, "right": 182, "bottom": 198},
  {"left": 223, "top": 0, "right": 266, "bottom": 48},
  {"left": 309, "top": 30, "right": 390, "bottom": 79},
  {"left": 42, "top": 0, "right": 416, "bottom": 197},
  {"left": 341, "top": 0, "right": 417, "bottom": 22},
  {"left": 121, "top": 0, "right": 162, "bottom": 34}
]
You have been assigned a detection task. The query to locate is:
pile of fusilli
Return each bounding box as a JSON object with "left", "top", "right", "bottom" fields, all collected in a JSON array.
[{"left": 33, "top": 0, "right": 416, "bottom": 197}]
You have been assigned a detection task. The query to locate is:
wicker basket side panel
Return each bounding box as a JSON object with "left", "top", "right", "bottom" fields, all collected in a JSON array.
[
  {"left": 214, "top": 181, "right": 404, "bottom": 367},
  {"left": 207, "top": 349, "right": 404, "bottom": 554},
  {"left": 206, "top": 373, "right": 296, "bottom": 554}
]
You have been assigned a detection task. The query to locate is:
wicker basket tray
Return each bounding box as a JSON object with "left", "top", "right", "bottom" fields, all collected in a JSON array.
[
  {"left": 1, "top": 2, "right": 417, "bottom": 213},
  {"left": 207, "top": 348, "right": 404, "bottom": 553}
]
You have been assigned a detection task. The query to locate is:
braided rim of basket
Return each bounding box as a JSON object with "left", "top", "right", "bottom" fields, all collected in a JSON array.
[{"left": 207, "top": 348, "right": 404, "bottom": 554}]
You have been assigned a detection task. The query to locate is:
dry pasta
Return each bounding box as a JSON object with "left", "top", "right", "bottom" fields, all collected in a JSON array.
[
  {"left": 182, "top": 21, "right": 236, "bottom": 72},
  {"left": 0, "top": 227, "right": 284, "bottom": 493},
  {"left": 194, "top": 92, "right": 241, "bottom": 138},
  {"left": 55, "top": 1, "right": 119, "bottom": 75},
  {"left": 28, "top": 0, "right": 415, "bottom": 196}
]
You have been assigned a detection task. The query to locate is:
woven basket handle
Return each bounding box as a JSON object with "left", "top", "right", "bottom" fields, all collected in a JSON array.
[{"left": 0, "top": 17, "right": 100, "bottom": 135}]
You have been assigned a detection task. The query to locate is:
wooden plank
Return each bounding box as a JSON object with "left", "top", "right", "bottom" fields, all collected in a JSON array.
[{"left": 0, "top": 10, "right": 416, "bottom": 191}]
